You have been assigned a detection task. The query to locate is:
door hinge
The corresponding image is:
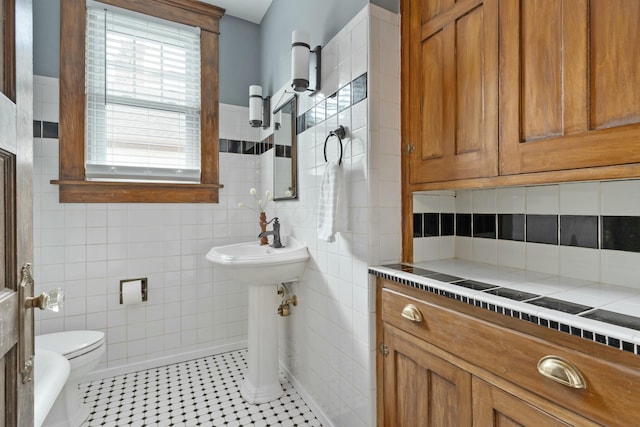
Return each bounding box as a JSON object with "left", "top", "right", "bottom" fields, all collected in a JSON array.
[
  {"left": 378, "top": 343, "right": 389, "bottom": 357},
  {"left": 22, "top": 355, "right": 33, "bottom": 384},
  {"left": 404, "top": 143, "right": 416, "bottom": 155}
]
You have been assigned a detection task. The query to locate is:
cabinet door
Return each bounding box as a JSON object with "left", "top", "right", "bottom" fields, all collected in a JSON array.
[
  {"left": 500, "top": 0, "right": 640, "bottom": 175},
  {"left": 472, "top": 378, "right": 595, "bottom": 427},
  {"left": 404, "top": 0, "right": 498, "bottom": 184},
  {"left": 382, "top": 324, "right": 472, "bottom": 427}
]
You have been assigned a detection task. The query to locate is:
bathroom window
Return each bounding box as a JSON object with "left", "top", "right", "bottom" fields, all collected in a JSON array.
[
  {"left": 85, "top": 6, "right": 201, "bottom": 182},
  {"left": 55, "top": 0, "right": 224, "bottom": 202}
]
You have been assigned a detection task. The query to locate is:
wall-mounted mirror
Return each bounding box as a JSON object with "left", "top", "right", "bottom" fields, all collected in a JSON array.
[{"left": 272, "top": 94, "right": 297, "bottom": 200}]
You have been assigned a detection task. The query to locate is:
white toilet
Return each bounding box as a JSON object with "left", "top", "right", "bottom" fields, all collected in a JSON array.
[{"left": 35, "top": 331, "right": 106, "bottom": 427}]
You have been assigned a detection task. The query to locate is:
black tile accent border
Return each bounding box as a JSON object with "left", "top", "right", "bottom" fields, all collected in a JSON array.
[
  {"left": 582, "top": 309, "right": 640, "bottom": 331},
  {"left": 498, "top": 214, "right": 524, "bottom": 241},
  {"left": 485, "top": 287, "right": 539, "bottom": 301},
  {"left": 456, "top": 213, "right": 472, "bottom": 237},
  {"left": 602, "top": 216, "right": 640, "bottom": 253},
  {"left": 297, "top": 73, "right": 368, "bottom": 135},
  {"left": 413, "top": 213, "right": 423, "bottom": 238},
  {"left": 33, "top": 120, "right": 42, "bottom": 138},
  {"left": 441, "top": 213, "right": 455, "bottom": 236},
  {"left": 560, "top": 215, "right": 598, "bottom": 249},
  {"left": 424, "top": 213, "right": 439, "bottom": 237},
  {"left": 369, "top": 264, "right": 640, "bottom": 357},
  {"left": 337, "top": 83, "right": 351, "bottom": 113},
  {"left": 527, "top": 296, "right": 593, "bottom": 315},
  {"left": 414, "top": 211, "right": 640, "bottom": 254},
  {"left": 326, "top": 92, "right": 338, "bottom": 119},
  {"left": 352, "top": 73, "right": 367, "bottom": 105},
  {"left": 526, "top": 215, "right": 558, "bottom": 245},
  {"left": 42, "top": 121, "right": 58, "bottom": 138},
  {"left": 218, "top": 138, "right": 274, "bottom": 156},
  {"left": 473, "top": 214, "right": 496, "bottom": 239}
]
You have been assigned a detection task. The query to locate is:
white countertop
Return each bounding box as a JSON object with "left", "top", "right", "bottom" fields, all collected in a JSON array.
[{"left": 370, "top": 259, "right": 640, "bottom": 356}]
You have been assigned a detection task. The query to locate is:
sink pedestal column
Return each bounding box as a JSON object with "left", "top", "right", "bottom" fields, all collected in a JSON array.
[{"left": 240, "top": 284, "right": 283, "bottom": 404}]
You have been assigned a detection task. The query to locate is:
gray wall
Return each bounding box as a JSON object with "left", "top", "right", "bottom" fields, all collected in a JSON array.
[
  {"left": 33, "top": 0, "right": 399, "bottom": 105},
  {"left": 372, "top": 0, "right": 399, "bottom": 14},
  {"left": 219, "top": 15, "right": 261, "bottom": 106},
  {"left": 33, "top": 0, "right": 59, "bottom": 78},
  {"left": 32, "top": 0, "right": 260, "bottom": 106},
  {"left": 258, "top": 0, "right": 399, "bottom": 94}
]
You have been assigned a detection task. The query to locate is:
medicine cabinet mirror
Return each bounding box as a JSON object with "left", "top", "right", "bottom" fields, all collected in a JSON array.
[{"left": 273, "top": 94, "right": 298, "bottom": 201}]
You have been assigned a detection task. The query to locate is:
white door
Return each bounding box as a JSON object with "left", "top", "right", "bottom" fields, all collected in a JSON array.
[{"left": 0, "top": 0, "right": 34, "bottom": 425}]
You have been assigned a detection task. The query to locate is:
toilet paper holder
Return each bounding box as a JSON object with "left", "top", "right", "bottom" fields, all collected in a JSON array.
[{"left": 119, "top": 278, "right": 148, "bottom": 304}]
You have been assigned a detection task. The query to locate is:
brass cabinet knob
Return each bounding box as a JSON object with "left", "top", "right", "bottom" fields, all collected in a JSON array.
[
  {"left": 537, "top": 355, "right": 586, "bottom": 389},
  {"left": 401, "top": 304, "right": 423, "bottom": 323}
]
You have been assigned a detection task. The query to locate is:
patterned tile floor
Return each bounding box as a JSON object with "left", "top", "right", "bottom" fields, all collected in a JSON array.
[{"left": 79, "top": 349, "right": 323, "bottom": 426}]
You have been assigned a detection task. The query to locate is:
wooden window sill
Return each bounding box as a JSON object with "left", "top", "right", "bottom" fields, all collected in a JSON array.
[{"left": 51, "top": 180, "right": 223, "bottom": 203}]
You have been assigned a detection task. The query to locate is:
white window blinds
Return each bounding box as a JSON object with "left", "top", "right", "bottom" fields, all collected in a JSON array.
[{"left": 86, "top": 6, "right": 201, "bottom": 182}]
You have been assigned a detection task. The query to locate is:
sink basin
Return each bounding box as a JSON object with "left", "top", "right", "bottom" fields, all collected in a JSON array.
[{"left": 206, "top": 235, "right": 309, "bottom": 285}]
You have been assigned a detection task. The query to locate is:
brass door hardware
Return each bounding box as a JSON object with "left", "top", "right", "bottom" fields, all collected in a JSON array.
[
  {"left": 378, "top": 344, "right": 389, "bottom": 357},
  {"left": 401, "top": 304, "right": 423, "bottom": 323},
  {"left": 537, "top": 356, "right": 586, "bottom": 389}
]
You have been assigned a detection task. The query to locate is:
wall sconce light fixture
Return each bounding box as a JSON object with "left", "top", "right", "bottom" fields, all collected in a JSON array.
[
  {"left": 291, "top": 30, "right": 322, "bottom": 95},
  {"left": 249, "top": 85, "right": 271, "bottom": 129}
]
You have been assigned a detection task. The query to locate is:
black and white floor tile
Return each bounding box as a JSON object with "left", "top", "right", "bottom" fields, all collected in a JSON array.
[{"left": 80, "top": 349, "right": 323, "bottom": 427}]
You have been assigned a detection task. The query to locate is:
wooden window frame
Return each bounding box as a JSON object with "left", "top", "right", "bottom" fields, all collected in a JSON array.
[{"left": 54, "top": 0, "right": 225, "bottom": 203}]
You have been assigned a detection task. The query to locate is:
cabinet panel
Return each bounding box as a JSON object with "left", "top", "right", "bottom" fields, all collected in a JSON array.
[
  {"left": 520, "top": 0, "right": 563, "bottom": 141},
  {"left": 406, "top": 0, "right": 498, "bottom": 184},
  {"left": 383, "top": 323, "right": 473, "bottom": 427},
  {"left": 455, "top": 7, "right": 484, "bottom": 154},
  {"left": 422, "top": 0, "right": 455, "bottom": 23},
  {"left": 590, "top": 0, "right": 640, "bottom": 129},
  {"left": 421, "top": 30, "right": 445, "bottom": 159},
  {"left": 472, "top": 378, "right": 573, "bottom": 427},
  {"left": 500, "top": 0, "right": 640, "bottom": 175}
]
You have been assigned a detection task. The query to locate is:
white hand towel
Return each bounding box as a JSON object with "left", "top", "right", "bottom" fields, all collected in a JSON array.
[{"left": 317, "top": 160, "right": 346, "bottom": 242}]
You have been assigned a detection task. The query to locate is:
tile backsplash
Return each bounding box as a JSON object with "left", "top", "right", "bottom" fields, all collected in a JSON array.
[
  {"left": 413, "top": 183, "right": 640, "bottom": 288},
  {"left": 33, "top": 75, "right": 266, "bottom": 374}
]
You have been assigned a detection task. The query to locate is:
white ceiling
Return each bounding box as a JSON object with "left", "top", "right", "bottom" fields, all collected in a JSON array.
[{"left": 200, "top": 0, "right": 273, "bottom": 24}]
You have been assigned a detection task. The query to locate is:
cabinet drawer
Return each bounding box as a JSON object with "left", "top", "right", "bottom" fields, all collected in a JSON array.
[{"left": 382, "top": 287, "right": 640, "bottom": 426}]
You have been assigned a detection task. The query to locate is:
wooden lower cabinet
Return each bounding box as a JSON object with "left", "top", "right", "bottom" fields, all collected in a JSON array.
[
  {"left": 380, "top": 323, "right": 594, "bottom": 427},
  {"left": 472, "top": 378, "right": 574, "bottom": 427},
  {"left": 382, "top": 323, "right": 472, "bottom": 426},
  {"left": 375, "top": 279, "right": 640, "bottom": 426}
]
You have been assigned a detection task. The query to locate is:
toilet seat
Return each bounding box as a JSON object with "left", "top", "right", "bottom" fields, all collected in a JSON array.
[{"left": 36, "top": 331, "right": 105, "bottom": 360}]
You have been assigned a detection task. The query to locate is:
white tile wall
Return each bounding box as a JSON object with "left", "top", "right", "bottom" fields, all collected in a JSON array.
[
  {"left": 414, "top": 180, "right": 640, "bottom": 290},
  {"left": 268, "top": 6, "right": 401, "bottom": 427},
  {"left": 33, "top": 76, "right": 270, "bottom": 373},
  {"left": 413, "top": 192, "right": 456, "bottom": 261}
]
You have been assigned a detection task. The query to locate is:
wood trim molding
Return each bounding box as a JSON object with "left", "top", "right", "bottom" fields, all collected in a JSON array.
[
  {"left": 57, "top": 0, "right": 224, "bottom": 203},
  {"left": 408, "top": 163, "right": 640, "bottom": 192},
  {"left": 400, "top": 0, "right": 413, "bottom": 264},
  {"left": 52, "top": 180, "right": 222, "bottom": 203},
  {"left": 2, "top": 0, "right": 16, "bottom": 102}
]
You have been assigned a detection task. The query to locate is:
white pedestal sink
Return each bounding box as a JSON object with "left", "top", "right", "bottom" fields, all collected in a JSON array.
[{"left": 206, "top": 235, "right": 309, "bottom": 404}]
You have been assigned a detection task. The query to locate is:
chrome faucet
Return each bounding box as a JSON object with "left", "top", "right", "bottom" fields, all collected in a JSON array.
[{"left": 258, "top": 217, "right": 284, "bottom": 248}]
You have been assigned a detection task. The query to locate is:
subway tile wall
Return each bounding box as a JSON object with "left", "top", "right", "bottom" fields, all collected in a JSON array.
[
  {"left": 32, "top": 5, "right": 401, "bottom": 426},
  {"left": 33, "top": 75, "right": 271, "bottom": 374},
  {"left": 253, "top": 6, "right": 401, "bottom": 427},
  {"left": 413, "top": 182, "right": 640, "bottom": 289}
]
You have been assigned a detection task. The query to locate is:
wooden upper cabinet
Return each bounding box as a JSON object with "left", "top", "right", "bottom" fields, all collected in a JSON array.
[
  {"left": 500, "top": 0, "right": 640, "bottom": 175},
  {"left": 405, "top": 0, "right": 499, "bottom": 184}
]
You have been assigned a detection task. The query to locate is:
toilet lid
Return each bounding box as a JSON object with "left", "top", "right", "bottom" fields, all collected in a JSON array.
[{"left": 36, "top": 331, "right": 105, "bottom": 359}]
